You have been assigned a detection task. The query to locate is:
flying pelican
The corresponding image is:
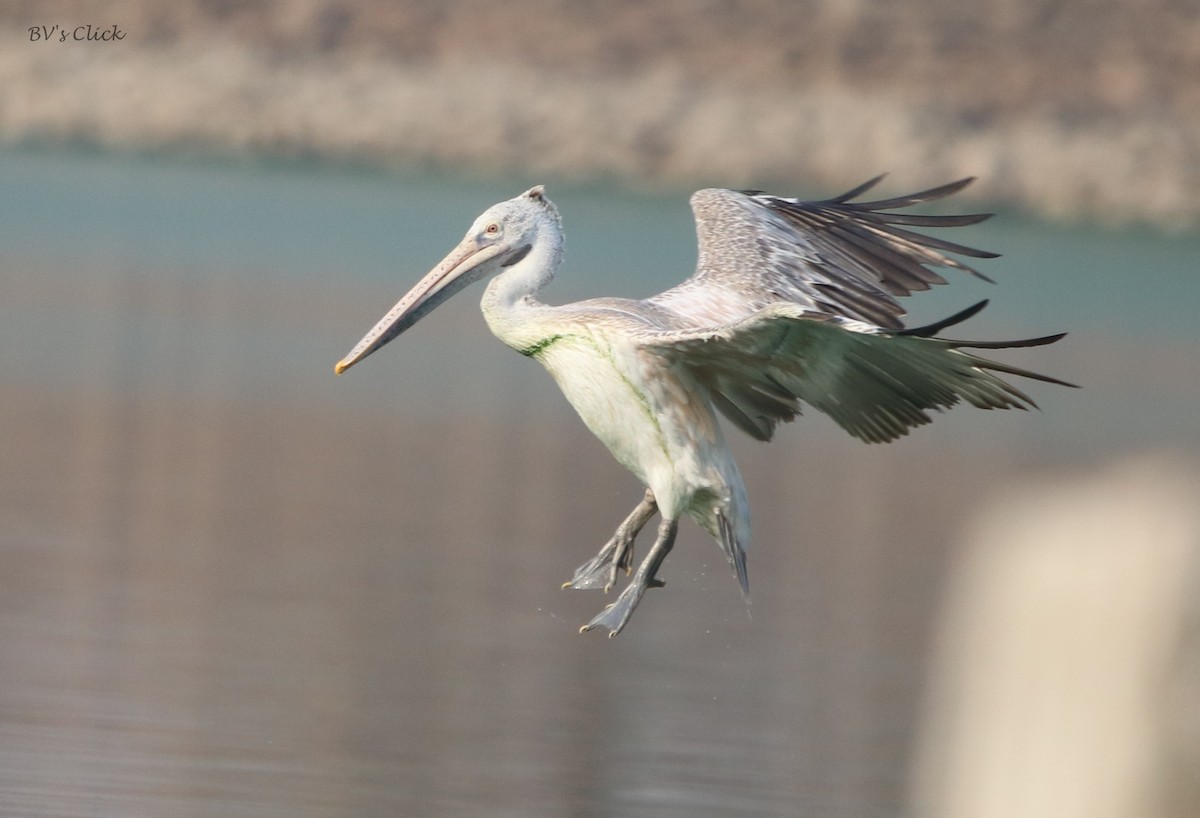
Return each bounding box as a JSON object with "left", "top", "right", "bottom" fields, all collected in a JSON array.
[{"left": 334, "top": 177, "right": 1073, "bottom": 636}]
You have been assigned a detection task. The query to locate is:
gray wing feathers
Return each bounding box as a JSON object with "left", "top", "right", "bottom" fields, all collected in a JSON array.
[
  {"left": 669, "top": 177, "right": 997, "bottom": 330},
  {"left": 645, "top": 306, "right": 1073, "bottom": 444},
  {"left": 777, "top": 328, "right": 1036, "bottom": 444},
  {"left": 707, "top": 375, "right": 800, "bottom": 441},
  {"left": 636, "top": 177, "right": 1071, "bottom": 443}
]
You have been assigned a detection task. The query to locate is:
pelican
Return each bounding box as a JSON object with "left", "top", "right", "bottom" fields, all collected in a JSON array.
[{"left": 335, "top": 177, "right": 1073, "bottom": 636}]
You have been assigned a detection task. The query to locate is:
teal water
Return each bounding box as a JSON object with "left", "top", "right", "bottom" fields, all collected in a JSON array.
[
  {"left": 5, "top": 148, "right": 1199, "bottom": 328},
  {"left": 2, "top": 148, "right": 1197, "bottom": 451},
  {"left": 1, "top": 148, "right": 1197, "bottom": 818}
]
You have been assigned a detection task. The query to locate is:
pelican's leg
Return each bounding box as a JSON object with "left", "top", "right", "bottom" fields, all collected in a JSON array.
[
  {"left": 580, "top": 517, "right": 678, "bottom": 637},
  {"left": 563, "top": 489, "right": 657, "bottom": 592}
]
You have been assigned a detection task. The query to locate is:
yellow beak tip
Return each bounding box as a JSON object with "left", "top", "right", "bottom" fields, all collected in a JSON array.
[{"left": 334, "top": 361, "right": 348, "bottom": 375}]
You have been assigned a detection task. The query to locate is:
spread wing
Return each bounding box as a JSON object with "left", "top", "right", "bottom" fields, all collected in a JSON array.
[
  {"left": 649, "top": 176, "right": 997, "bottom": 330},
  {"left": 640, "top": 303, "right": 1075, "bottom": 444}
]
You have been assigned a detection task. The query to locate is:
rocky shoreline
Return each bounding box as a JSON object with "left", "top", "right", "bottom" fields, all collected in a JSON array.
[{"left": 3, "top": 1, "right": 1197, "bottom": 228}]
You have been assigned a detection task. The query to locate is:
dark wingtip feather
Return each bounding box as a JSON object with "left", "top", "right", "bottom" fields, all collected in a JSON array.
[
  {"left": 971, "top": 356, "right": 1080, "bottom": 390},
  {"left": 898, "top": 307, "right": 1078, "bottom": 390},
  {"left": 944, "top": 331, "right": 1068, "bottom": 350},
  {"left": 827, "top": 174, "right": 888, "bottom": 204},
  {"left": 897, "top": 300, "right": 990, "bottom": 337},
  {"left": 875, "top": 211, "right": 995, "bottom": 229},
  {"left": 852, "top": 176, "right": 977, "bottom": 210}
]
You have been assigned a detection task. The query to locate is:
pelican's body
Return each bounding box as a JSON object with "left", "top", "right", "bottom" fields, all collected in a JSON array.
[
  {"left": 494, "top": 304, "right": 752, "bottom": 581},
  {"left": 477, "top": 229, "right": 755, "bottom": 609},
  {"left": 336, "top": 179, "right": 1072, "bottom": 635}
]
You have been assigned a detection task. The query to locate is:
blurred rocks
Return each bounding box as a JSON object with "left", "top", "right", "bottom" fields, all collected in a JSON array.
[{"left": 3, "top": 1, "right": 1199, "bottom": 227}]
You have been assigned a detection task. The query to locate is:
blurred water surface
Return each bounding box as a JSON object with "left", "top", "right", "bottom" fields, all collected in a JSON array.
[{"left": 1, "top": 149, "right": 1197, "bottom": 817}]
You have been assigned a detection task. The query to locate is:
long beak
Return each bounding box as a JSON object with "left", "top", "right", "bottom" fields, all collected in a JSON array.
[{"left": 334, "top": 238, "right": 509, "bottom": 374}]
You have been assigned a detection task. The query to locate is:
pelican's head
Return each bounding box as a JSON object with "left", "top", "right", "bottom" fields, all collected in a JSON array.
[{"left": 334, "top": 185, "right": 560, "bottom": 374}]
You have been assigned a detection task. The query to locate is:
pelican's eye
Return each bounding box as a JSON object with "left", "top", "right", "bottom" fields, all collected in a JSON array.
[{"left": 484, "top": 222, "right": 501, "bottom": 236}]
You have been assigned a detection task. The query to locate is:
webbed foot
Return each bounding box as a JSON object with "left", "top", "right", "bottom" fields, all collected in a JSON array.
[
  {"left": 578, "top": 518, "right": 677, "bottom": 637},
  {"left": 562, "top": 490, "right": 657, "bottom": 593},
  {"left": 562, "top": 539, "right": 627, "bottom": 592}
]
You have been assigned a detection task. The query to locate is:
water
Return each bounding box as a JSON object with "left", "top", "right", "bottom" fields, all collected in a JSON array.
[{"left": 1, "top": 149, "right": 1197, "bottom": 817}]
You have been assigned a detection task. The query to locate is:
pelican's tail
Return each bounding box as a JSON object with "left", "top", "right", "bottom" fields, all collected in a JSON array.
[{"left": 716, "top": 508, "right": 750, "bottom": 601}]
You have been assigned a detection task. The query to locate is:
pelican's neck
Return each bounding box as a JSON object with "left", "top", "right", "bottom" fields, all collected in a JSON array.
[{"left": 480, "top": 228, "right": 563, "bottom": 350}]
